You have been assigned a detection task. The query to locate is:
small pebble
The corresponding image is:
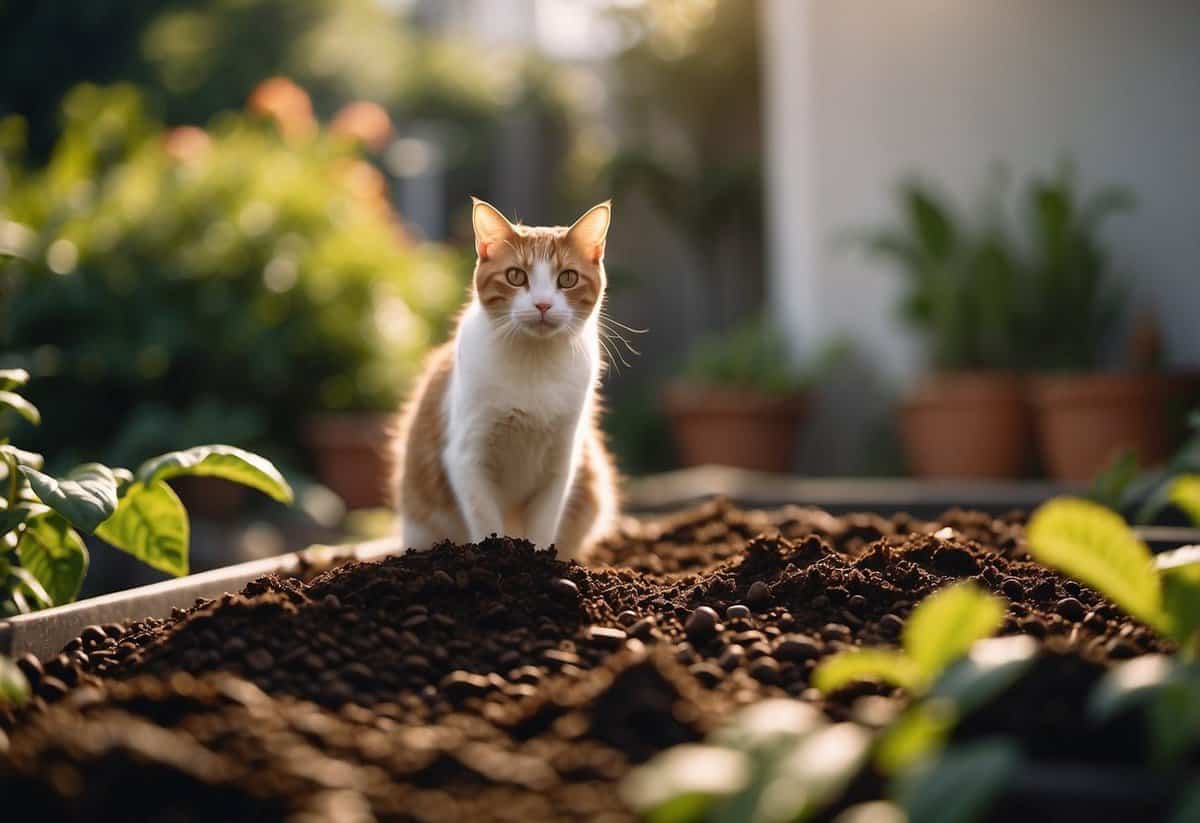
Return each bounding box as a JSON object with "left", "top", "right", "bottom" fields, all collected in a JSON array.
[
  {"left": 774, "top": 634, "right": 820, "bottom": 661},
  {"left": 746, "top": 581, "right": 771, "bottom": 608},
  {"left": 617, "top": 610, "right": 639, "bottom": 626},
  {"left": 629, "top": 617, "right": 656, "bottom": 641},
  {"left": 725, "top": 604, "right": 751, "bottom": 620},
  {"left": 1001, "top": 578, "right": 1025, "bottom": 599},
  {"left": 718, "top": 645, "right": 745, "bottom": 671},
  {"left": 245, "top": 649, "right": 274, "bottom": 673},
  {"left": 587, "top": 626, "right": 628, "bottom": 648},
  {"left": 1056, "top": 597, "right": 1086, "bottom": 622},
  {"left": 685, "top": 606, "right": 720, "bottom": 640},
  {"left": 846, "top": 595, "right": 867, "bottom": 613},
  {"left": 749, "top": 656, "right": 780, "bottom": 684},
  {"left": 689, "top": 662, "right": 724, "bottom": 687},
  {"left": 551, "top": 578, "right": 579, "bottom": 598},
  {"left": 879, "top": 614, "right": 904, "bottom": 635}
]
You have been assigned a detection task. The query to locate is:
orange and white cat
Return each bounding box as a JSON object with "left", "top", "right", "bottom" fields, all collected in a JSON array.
[{"left": 394, "top": 198, "right": 618, "bottom": 560}]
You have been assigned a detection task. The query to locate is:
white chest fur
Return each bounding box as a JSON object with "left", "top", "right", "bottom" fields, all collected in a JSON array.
[{"left": 442, "top": 302, "right": 599, "bottom": 540}]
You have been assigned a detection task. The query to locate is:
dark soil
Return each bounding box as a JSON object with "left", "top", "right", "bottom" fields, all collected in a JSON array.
[{"left": 0, "top": 500, "right": 1174, "bottom": 821}]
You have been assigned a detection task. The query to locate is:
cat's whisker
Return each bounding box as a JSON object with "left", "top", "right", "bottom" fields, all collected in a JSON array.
[{"left": 598, "top": 312, "right": 648, "bottom": 335}]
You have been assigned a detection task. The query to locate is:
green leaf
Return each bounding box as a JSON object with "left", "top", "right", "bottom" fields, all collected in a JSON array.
[
  {"left": 0, "top": 390, "right": 40, "bottom": 425},
  {"left": 875, "top": 700, "right": 956, "bottom": 775},
  {"left": 1169, "top": 780, "right": 1200, "bottom": 823},
  {"left": 21, "top": 463, "right": 120, "bottom": 533},
  {"left": 926, "top": 636, "right": 1039, "bottom": 716},
  {"left": 0, "top": 655, "right": 30, "bottom": 709},
  {"left": 903, "top": 582, "right": 1006, "bottom": 680},
  {"left": 1157, "top": 546, "right": 1200, "bottom": 646},
  {"left": 0, "top": 502, "right": 47, "bottom": 537},
  {"left": 812, "top": 648, "right": 923, "bottom": 694},
  {"left": 16, "top": 512, "right": 88, "bottom": 606},
  {"left": 137, "top": 445, "right": 293, "bottom": 504},
  {"left": 95, "top": 481, "right": 189, "bottom": 577},
  {"left": 1026, "top": 497, "right": 1165, "bottom": 631},
  {"left": 0, "top": 444, "right": 44, "bottom": 470},
  {"left": 894, "top": 739, "right": 1021, "bottom": 823},
  {"left": 9, "top": 564, "right": 53, "bottom": 609},
  {"left": 0, "top": 369, "right": 29, "bottom": 391},
  {"left": 1169, "top": 476, "right": 1200, "bottom": 528},
  {"left": 621, "top": 744, "right": 751, "bottom": 821}
]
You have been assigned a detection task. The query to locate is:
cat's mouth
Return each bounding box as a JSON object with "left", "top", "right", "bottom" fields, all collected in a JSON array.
[{"left": 521, "top": 318, "right": 566, "bottom": 337}]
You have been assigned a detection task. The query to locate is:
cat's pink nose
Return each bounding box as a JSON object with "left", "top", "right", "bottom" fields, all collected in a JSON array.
[{"left": 535, "top": 302, "right": 552, "bottom": 315}]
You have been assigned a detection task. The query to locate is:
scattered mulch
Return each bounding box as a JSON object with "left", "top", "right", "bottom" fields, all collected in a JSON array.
[{"left": 0, "top": 499, "right": 1173, "bottom": 821}]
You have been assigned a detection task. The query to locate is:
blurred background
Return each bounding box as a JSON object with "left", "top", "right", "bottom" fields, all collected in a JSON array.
[{"left": 1, "top": 0, "right": 1198, "bottom": 592}]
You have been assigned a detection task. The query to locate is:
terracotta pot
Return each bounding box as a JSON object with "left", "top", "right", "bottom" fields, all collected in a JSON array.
[
  {"left": 899, "top": 372, "right": 1032, "bottom": 479},
  {"left": 661, "top": 383, "right": 808, "bottom": 473},
  {"left": 1030, "top": 373, "right": 1170, "bottom": 484},
  {"left": 303, "top": 414, "right": 396, "bottom": 510}
]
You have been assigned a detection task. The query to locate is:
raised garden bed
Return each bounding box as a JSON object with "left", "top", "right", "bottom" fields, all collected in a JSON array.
[{"left": 1, "top": 478, "right": 1198, "bottom": 820}]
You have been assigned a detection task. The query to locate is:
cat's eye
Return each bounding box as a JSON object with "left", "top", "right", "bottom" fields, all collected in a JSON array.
[
  {"left": 505, "top": 267, "right": 527, "bottom": 287},
  {"left": 557, "top": 269, "right": 579, "bottom": 289}
]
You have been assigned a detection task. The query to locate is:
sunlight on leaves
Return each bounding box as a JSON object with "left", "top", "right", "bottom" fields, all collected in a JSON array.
[
  {"left": 1026, "top": 497, "right": 1164, "bottom": 631},
  {"left": 21, "top": 463, "right": 120, "bottom": 533},
  {"left": 813, "top": 649, "right": 922, "bottom": 694},
  {"left": 17, "top": 512, "right": 88, "bottom": 605},
  {"left": 95, "top": 481, "right": 189, "bottom": 577},
  {"left": 0, "top": 390, "right": 40, "bottom": 425},
  {"left": 137, "top": 444, "right": 293, "bottom": 504},
  {"left": 1169, "top": 476, "right": 1200, "bottom": 528},
  {"left": 903, "top": 583, "right": 1005, "bottom": 679}
]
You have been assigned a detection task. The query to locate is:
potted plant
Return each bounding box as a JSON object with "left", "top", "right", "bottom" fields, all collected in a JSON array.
[
  {"left": 1019, "top": 167, "right": 1168, "bottom": 483},
  {"left": 863, "top": 180, "right": 1032, "bottom": 478},
  {"left": 661, "top": 318, "right": 841, "bottom": 473}
]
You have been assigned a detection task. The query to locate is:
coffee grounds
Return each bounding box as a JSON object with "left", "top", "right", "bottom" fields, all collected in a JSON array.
[{"left": 0, "top": 501, "right": 1171, "bottom": 821}]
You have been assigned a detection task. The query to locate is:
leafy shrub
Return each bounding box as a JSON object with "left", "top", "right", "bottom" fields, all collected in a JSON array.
[
  {"left": 679, "top": 318, "right": 847, "bottom": 396},
  {"left": 0, "top": 84, "right": 464, "bottom": 470},
  {"left": 1, "top": 370, "right": 292, "bottom": 617}
]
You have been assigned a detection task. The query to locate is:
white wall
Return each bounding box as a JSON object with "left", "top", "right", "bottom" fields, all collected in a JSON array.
[{"left": 762, "top": 0, "right": 1200, "bottom": 473}]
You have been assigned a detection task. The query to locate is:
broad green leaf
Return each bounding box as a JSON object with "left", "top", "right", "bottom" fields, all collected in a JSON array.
[
  {"left": 1169, "top": 476, "right": 1200, "bottom": 528},
  {"left": 1026, "top": 497, "right": 1165, "bottom": 631},
  {"left": 0, "top": 369, "right": 29, "bottom": 391},
  {"left": 95, "top": 481, "right": 189, "bottom": 577},
  {"left": 903, "top": 583, "right": 1006, "bottom": 680},
  {"left": 711, "top": 698, "right": 823, "bottom": 752},
  {"left": 926, "top": 636, "right": 1038, "bottom": 716},
  {"left": 22, "top": 463, "right": 120, "bottom": 533},
  {"left": 812, "top": 649, "right": 922, "bottom": 694},
  {"left": 0, "top": 502, "right": 48, "bottom": 537},
  {"left": 17, "top": 512, "right": 88, "bottom": 606},
  {"left": 0, "top": 390, "right": 40, "bottom": 425},
  {"left": 0, "top": 655, "right": 29, "bottom": 708},
  {"left": 1157, "top": 546, "right": 1200, "bottom": 646},
  {"left": 876, "top": 700, "right": 956, "bottom": 775},
  {"left": 9, "top": 564, "right": 53, "bottom": 609},
  {"left": 621, "top": 744, "right": 751, "bottom": 821},
  {"left": 1169, "top": 781, "right": 1200, "bottom": 823},
  {"left": 137, "top": 445, "right": 293, "bottom": 504},
  {"left": 894, "top": 739, "right": 1021, "bottom": 823},
  {"left": 0, "top": 444, "right": 43, "bottom": 470}
]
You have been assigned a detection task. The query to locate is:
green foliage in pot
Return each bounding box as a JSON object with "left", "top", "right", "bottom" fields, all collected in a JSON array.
[
  {"left": 861, "top": 165, "right": 1133, "bottom": 373},
  {"left": 0, "top": 370, "right": 292, "bottom": 617},
  {"left": 0, "top": 84, "right": 464, "bottom": 470},
  {"left": 679, "top": 319, "right": 847, "bottom": 397},
  {"left": 860, "top": 179, "right": 1025, "bottom": 371},
  {"left": 1020, "top": 164, "right": 1133, "bottom": 372}
]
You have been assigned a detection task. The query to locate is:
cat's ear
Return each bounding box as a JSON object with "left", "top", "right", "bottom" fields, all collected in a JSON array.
[
  {"left": 471, "top": 197, "right": 516, "bottom": 260},
  {"left": 567, "top": 200, "right": 611, "bottom": 264}
]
